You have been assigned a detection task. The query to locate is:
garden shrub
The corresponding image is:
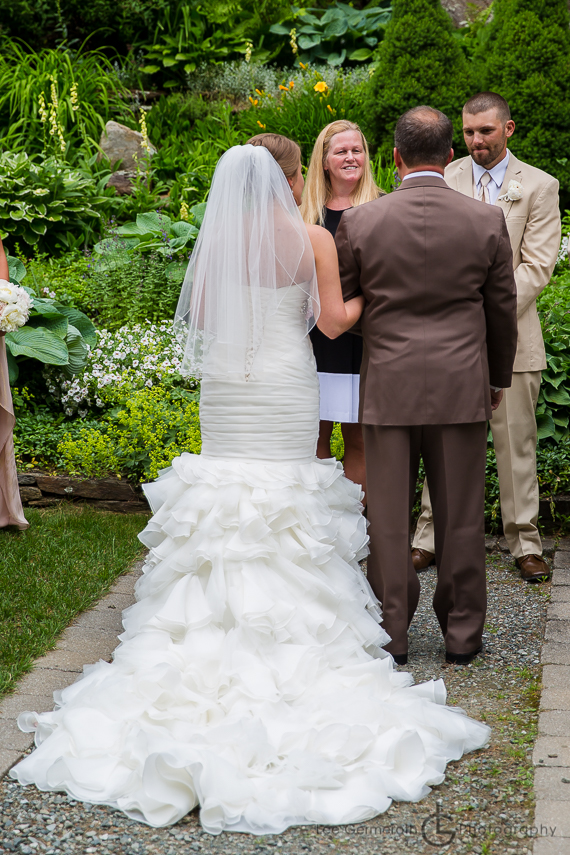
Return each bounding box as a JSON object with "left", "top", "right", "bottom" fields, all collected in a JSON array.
[
  {"left": 364, "top": 0, "right": 473, "bottom": 158},
  {"left": 24, "top": 252, "right": 92, "bottom": 313},
  {"left": 0, "top": 152, "right": 113, "bottom": 253},
  {"left": 58, "top": 386, "right": 202, "bottom": 481},
  {"left": 186, "top": 60, "right": 372, "bottom": 103},
  {"left": 536, "top": 264, "right": 570, "bottom": 442},
  {"left": 238, "top": 65, "right": 371, "bottom": 159},
  {"left": 478, "top": 0, "right": 570, "bottom": 195},
  {"left": 44, "top": 321, "right": 193, "bottom": 415}
]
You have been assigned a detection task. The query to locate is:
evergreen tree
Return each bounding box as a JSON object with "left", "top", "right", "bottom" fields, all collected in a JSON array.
[
  {"left": 480, "top": 0, "right": 570, "bottom": 192},
  {"left": 365, "top": 0, "right": 474, "bottom": 157}
]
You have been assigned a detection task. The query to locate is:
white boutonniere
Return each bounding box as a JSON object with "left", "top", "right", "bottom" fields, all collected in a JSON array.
[{"left": 498, "top": 180, "right": 523, "bottom": 202}]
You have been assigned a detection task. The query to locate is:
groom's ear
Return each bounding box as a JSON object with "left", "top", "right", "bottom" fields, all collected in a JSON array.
[
  {"left": 446, "top": 149, "right": 454, "bottom": 167},
  {"left": 393, "top": 148, "right": 403, "bottom": 169}
]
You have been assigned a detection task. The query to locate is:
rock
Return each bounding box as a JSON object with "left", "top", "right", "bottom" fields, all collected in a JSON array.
[
  {"left": 106, "top": 170, "right": 137, "bottom": 196},
  {"left": 28, "top": 498, "right": 63, "bottom": 508},
  {"left": 19, "top": 486, "right": 42, "bottom": 502},
  {"left": 34, "top": 475, "right": 138, "bottom": 502},
  {"left": 83, "top": 500, "right": 149, "bottom": 514},
  {"left": 17, "top": 473, "right": 37, "bottom": 486},
  {"left": 441, "top": 0, "right": 491, "bottom": 27},
  {"left": 98, "top": 121, "right": 156, "bottom": 172},
  {"left": 485, "top": 536, "right": 499, "bottom": 553}
]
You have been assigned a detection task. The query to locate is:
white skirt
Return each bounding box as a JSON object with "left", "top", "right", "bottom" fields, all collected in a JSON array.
[{"left": 318, "top": 372, "right": 360, "bottom": 423}]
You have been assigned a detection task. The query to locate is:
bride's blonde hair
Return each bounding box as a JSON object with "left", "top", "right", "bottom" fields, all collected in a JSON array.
[{"left": 300, "top": 120, "right": 380, "bottom": 225}]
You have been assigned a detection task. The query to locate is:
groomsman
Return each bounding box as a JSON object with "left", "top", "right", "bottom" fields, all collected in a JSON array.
[{"left": 412, "top": 92, "right": 561, "bottom": 583}]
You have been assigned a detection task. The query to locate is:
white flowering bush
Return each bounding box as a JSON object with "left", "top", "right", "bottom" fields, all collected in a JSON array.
[{"left": 44, "top": 320, "right": 195, "bottom": 416}]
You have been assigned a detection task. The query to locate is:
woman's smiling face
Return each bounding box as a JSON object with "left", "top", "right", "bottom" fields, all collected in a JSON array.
[{"left": 325, "top": 130, "right": 365, "bottom": 194}]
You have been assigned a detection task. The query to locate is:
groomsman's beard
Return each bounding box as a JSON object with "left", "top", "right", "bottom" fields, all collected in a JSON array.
[{"left": 467, "top": 134, "right": 508, "bottom": 168}]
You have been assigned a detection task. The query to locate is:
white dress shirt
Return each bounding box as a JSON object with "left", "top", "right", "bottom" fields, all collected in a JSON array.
[
  {"left": 472, "top": 149, "right": 510, "bottom": 206},
  {"left": 402, "top": 170, "right": 444, "bottom": 181}
]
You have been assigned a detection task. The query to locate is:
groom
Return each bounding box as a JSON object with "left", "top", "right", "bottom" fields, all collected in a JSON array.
[{"left": 335, "top": 106, "right": 518, "bottom": 665}]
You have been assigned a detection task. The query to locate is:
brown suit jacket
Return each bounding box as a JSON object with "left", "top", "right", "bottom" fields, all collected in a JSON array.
[{"left": 336, "top": 175, "right": 518, "bottom": 426}]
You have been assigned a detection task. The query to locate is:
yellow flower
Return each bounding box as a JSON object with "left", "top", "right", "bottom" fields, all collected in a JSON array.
[
  {"left": 289, "top": 80, "right": 294, "bottom": 89},
  {"left": 314, "top": 81, "right": 328, "bottom": 94},
  {"left": 299, "top": 62, "right": 308, "bottom": 70},
  {"left": 255, "top": 88, "right": 263, "bottom": 95},
  {"left": 279, "top": 84, "right": 289, "bottom": 91},
  {"left": 327, "top": 104, "right": 336, "bottom": 114},
  {"left": 257, "top": 120, "right": 266, "bottom": 129},
  {"left": 248, "top": 96, "right": 259, "bottom": 106},
  {"left": 289, "top": 27, "right": 298, "bottom": 55}
]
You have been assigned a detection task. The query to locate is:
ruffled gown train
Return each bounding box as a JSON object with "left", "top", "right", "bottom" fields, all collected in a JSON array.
[{"left": 11, "top": 289, "right": 489, "bottom": 834}]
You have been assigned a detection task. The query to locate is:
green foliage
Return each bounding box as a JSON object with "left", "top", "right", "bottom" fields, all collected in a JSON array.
[
  {"left": 0, "top": 505, "right": 145, "bottom": 699},
  {"left": 12, "top": 387, "right": 101, "bottom": 470},
  {"left": 5, "top": 255, "right": 97, "bottom": 384},
  {"left": 59, "top": 386, "right": 202, "bottom": 481},
  {"left": 84, "top": 211, "right": 203, "bottom": 328},
  {"left": 269, "top": 2, "right": 392, "bottom": 67},
  {"left": 536, "top": 267, "right": 570, "bottom": 442},
  {"left": 0, "top": 152, "right": 113, "bottom": 252},
  {"left": 0, "top": 43, "right": 132, "bottom": 158},
  {"left": 23, "top": 251, "right": 92, "bottom": 312},
  {"left": 365, "top": 0, "right": 472, "bottom": 157},
  {"left": 93, "top": 210, "right": 199, "bottom": 264},
  {"left": 238, "top": 66, "right": 370, "bottom": 159},
  {"left": 141, "top": 2, "right": 248, "bottom": 88},
  {"left": 0, "top": 0, "right": 171, "bottom": 53},
  {"left": 479, "top": 0, "right": 570, "bottom": 193}
]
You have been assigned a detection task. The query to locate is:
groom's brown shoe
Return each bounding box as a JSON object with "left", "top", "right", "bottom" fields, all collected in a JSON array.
[
  {"left": 516, "top": 554, "right": 551, "bottom": 583},
  {"left": 411, "top": 548, "right": 436, "bottom": 573}
]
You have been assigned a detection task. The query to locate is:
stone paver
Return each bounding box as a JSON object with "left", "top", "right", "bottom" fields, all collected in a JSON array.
[
  {"left": 0, "top": 560, "right": 143, "bottom": 779},
  {"left": 534, "top": 537, "right": 570, "bottom": 855}
]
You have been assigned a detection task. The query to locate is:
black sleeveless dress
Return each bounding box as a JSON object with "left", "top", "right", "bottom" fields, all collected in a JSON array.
[{"left": 309, "top": 207, "right": 363, "bottom": 423}]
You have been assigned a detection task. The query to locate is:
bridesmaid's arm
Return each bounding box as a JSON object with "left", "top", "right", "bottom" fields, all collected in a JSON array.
[
  {"left": 306, "top": 224, "right": 364, "bottom": 340},
  {"left": 0, "top": 238, "right": 8, "bottom": 281}
]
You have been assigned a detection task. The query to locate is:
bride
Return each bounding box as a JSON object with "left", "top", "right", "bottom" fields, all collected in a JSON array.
[{"left": 11, "top": 135, "right": 490, "bottom": 835}]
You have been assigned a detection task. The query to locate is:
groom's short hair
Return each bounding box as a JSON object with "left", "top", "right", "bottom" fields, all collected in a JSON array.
[
  {"left": 394, "top": 106, "right": 453, "bottom": 169},
  {"left": 463, "top": 92, "right": 511, "bottom": 124}
]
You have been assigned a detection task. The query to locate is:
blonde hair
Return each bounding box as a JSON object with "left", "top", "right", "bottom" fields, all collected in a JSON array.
[
  {"left": 300, "top": 120, "right": 381, "bottom": 225},
  {"left": 246, "top": 133, "right": 301, "bottom": 179}
]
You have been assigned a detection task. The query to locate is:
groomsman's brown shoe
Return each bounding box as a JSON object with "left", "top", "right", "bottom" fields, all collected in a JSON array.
[
  {"left": 516, "top": 554, "right": 551, "bottom": 583},
  {"left": 411, "top": 548, "right": 436, "bottom": 573}
]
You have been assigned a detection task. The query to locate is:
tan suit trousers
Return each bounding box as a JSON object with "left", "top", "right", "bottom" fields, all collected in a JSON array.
[
  {"left": 413, "top": 371, "right": 542, "bottom": 559},
  {"left": 363, "top": 421, "right": 487, "bottom": 656}
]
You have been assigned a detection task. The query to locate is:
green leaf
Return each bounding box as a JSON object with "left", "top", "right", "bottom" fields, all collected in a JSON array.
[
  {"left": 190, "top": 202, "right": 207, "bottom": 228},
  {"left": 536, "top": 411, "right": 556, "bottom": 440},
  {"left": 348, "top": 48, "right": 373, "bottom": 61},
  {"left": 63, "top": 325, "right": 89, "bottom": 376},
  {"left": 269, "top": 24, "right": 290, "bottom": 35},
  {"left": 7, "top": 255, "right": 26, "bottom": 284},
  {"left": 136, "top": 211, "right": 170, "bottom": 235},
  {"left": 298, "top": 34, "right": 322, "bottom": 50},
  {"left": 30, "top": 297, "right": 67, "bottom": 320},
  {"left": 5, "top": 326, "right": 69, "bottom": 365},
  {"left": 56, "top": 307, "right": 97, "bottom": 348},
  {"left": 27, "top": 314, "right": 69, "bottom": 339}
]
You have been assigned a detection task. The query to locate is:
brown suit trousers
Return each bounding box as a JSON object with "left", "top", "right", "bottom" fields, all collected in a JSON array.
[{"left": 363, "top": 422, "right": 487, "bottom": 656}]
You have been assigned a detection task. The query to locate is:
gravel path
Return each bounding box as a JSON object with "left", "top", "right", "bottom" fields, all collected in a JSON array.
[{"left": 0, "top": 538, "right": 553, "bottom": 855}]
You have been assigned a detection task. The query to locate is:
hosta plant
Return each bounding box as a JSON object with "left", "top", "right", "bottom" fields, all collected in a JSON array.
[
  {"left": 0, "top": 152, "right": 113, "bottom": 252},
  {"left": 270, "top": 2, "right": 392, "bottom": 66},
  {"left": 5, "top": 255, "right": 97, "bottom": 385}
]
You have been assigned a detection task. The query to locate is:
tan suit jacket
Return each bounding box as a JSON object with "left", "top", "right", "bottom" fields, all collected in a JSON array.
[
  {"left": 336, "top": 175, "right": 518, "bottom": 426},
  {"left": 445, "top": 152, "right": 561, "bottom": 372}
]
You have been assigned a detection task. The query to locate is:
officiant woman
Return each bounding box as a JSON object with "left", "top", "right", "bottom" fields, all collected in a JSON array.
[{"left": 301, "top": 120, "right": 382, "bottom": 502}]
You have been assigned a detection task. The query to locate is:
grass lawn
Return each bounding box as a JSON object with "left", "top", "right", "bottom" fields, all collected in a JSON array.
[{"left": 0, "top": 505, "right": 148, "bottom": 699}]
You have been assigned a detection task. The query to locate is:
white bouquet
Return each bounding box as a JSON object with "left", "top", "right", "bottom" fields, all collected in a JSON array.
[{"left": 0, "top": 279, "right": 33, "bottom": 333}]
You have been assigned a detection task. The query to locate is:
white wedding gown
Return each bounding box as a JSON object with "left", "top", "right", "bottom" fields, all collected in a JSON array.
[{"left": 11, "top": 287, "right": 490, "bottom": 834}]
